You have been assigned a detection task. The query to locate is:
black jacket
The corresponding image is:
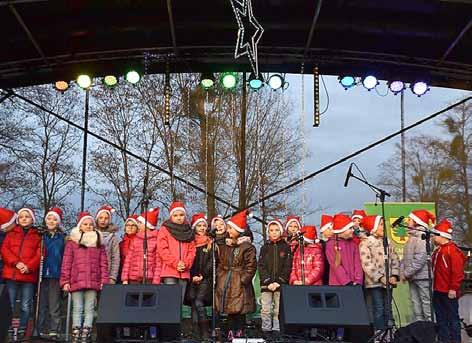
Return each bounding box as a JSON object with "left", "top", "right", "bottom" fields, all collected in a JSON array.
[
  {"left": 190, "top": 244, "right": 213, "bottom": 280},
  {"left": 258, "top": 239, "right": 292, "bottom": 292}
]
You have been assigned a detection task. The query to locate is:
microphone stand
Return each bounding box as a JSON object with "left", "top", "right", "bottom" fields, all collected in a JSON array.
[
  {"left": 295, "top": 233, "right": 306, "bottom": 285},
  {"left": 208, "top": 228, "right": 219, "bottom": 341},
  {"left": 32, "top": 226, "right": 46, "bottom": 339}
]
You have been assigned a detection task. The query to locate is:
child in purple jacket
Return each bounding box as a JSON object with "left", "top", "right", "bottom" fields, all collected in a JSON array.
[{"left": 60, "top": 212, "right": 109, "bottom": 343}]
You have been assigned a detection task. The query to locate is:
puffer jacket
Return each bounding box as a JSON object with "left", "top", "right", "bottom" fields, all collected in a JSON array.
[
  {"left": 157, "top": 225, "right": 196, "bottom": 280},
  {"left": 1, "top": 225, "right": 41, "bottom": 283},
  {"left": 121, "top": 230, "right": 161, "bottom": 284},
  {"left": 289, "top": 242, "right": 324, "bottom": 285},
  {"left": 259, "top": 239, "right": 292, "bottom": 291},
  {"left": 402, "top": 226, "right": 430, "bottom": 281},
  {"left": 326, "top": 238, "right": 363, "bottom": 286},
  {"left": 0, "top": 231, "right": 6, "bottom": 282},
  {"left": 60, "top": 227, "right": 109, "bottom": 292},
  {"left": 43, "top": 230, "right": 66, "bottom": 279},
  {"left": 359, "top": 235, "right": 400, "bottom": 288},
  {"left": 100, "top": 224, "right": 120, "bottom": 283},
  {"left": 119, "top": 233, "right": 136, "bottom": 270},
  {"left": 432, "top": 242, "right": 466, "bottom": 296}
]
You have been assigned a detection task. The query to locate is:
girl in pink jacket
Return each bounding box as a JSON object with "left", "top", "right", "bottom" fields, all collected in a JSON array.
[
  {"left": 157, "top": 201, "right": 196, "bottom": 302},
  {"left": 289, "top": 225, "right": 324, "bottom": 285},
  {"left": 121, "top": 208, "right": 161, "bottom": 284},
  {"left": 60, "top": 212, "right": 109, "bottom": 343}
]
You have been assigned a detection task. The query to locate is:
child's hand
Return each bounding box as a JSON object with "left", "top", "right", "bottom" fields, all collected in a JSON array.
[
  {"left": 267, "top": 283, "right": 275, "bottom": 291},
  {"left": 380, "top": 276, "right": 387, "bottom": 285},
  {"left": 389, "top": 277, "right": 397, "bottom": 286},
  {"left": 273, "top": 282, "right": 280, "bottom": 289},
  {"left": 293, "top": 280, "right": 303, "bottom": 285},
  {"left": 16, "top": 262, "right": 26, "bottom": 270},
  {"left": 177, "top": 261, "right": 185, "bottom": 272},
  {"left": 122, "top": 281, "right": 129, "bottom": 285},
  {"left": 63, "top": 284, "right": 71, "bottom": 292},
  {"left": 448, "top": 290, "right": 457, "bottom": 299}
]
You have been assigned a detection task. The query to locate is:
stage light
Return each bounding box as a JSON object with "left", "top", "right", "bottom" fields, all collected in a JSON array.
[
  {"left": 200, "top": 73, "right": 215, "bottom": 89},
  {"left": 362, "top": 75, "right": 378, "bottom": 90},
  {"left": 268, "top": 74, "right": 284, "bottom": 90},
  {"left": 54, "top": 81, "right": 69, "bottom": 92},
  {"left": 103, "top": 75, "right": 118, "bottom": 87},
  {"left": 411, "top": 81, "right": 429, "bottom": 97},
  {"left": 126, "top": 70, "right": 141, "bottom": 84},
  {"left": 77, "top": 75, "right": 92, "bottom": 89},
  {"left": 221, "top": 72, "right": 238, "bottom": 90},
  {"left": 339, "top": 76, "right": 356, "bottom": 90},
  {"left": 388, "top": 80, "right": 405, "bottom": 94},
  {"left": 248, "top": 72, "right": 264, "bottom": 90}
]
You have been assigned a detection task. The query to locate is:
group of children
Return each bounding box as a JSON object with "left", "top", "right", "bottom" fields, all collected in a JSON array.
[{"left": 0, "top": 204, "right": 467, "bottom": 343}]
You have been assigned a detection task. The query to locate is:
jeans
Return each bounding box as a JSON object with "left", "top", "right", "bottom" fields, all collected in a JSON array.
[
  {"left": 260, "top": 291, "right": 281, "bottom": 332},
  {"left": 433, "top": 291, "right": 461, "bottom": 343},
  {"left": 38, "top": 278, "right": 62, "bottom": 333},
  {"left": 71, "top": 290, "right": 97, "bottom": 328},
  {"left": 366, "top": 287, "right": 387, "bottom": 330},
  {"left": 6, "top": 280, "right": 35, "bottom": 328},
  {"left": 162, "top": 277, "right": 187, "bottom": 304},
  {"left": 409, "top": 280, "right": 431, "bottom": 321}
]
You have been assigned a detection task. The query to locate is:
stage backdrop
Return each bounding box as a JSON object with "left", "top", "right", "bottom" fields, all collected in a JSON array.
[{"left": 364, "top": 201, "right": 436, "bottom": 326}]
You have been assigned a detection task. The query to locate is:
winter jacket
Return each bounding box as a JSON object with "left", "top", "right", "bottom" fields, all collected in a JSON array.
[
  {"left": 402, "top": 226, "right": 430, "bottom": 281},
  {"left": 121, "top": 230, "right": 161, "bottom": 284},
  {"left": 215, "top": 237, "right": 257, "bottom": 315},
  {"left": 359, "top": 235, "right": 400, "bottom": 288},
  {"left": 100, "top": 224, "right": 120, "bottom": 283},
  {"left": 0, "top": 231, "right": 6, "bottom": 282},
  {"left": 157, "top": 225, "right": 196, "bottom": 280},
  {"left": 119, "top": 233, "right": 136, "bottom": 270},
  {"left": 285, "top": 235, "right": 299, "bottom": 254},
  {"left": 43, "top": 231, "right": 66, "bottom": 279},
  {"left": 60, "top": 227, "right": 109, "bottom": 292},
  {"left": 432, "top": 242, "right": 466, "bottom": 296},
  {"left": 258, "top": 239, "right": 292, "bottom": 291},
  {"left": 326, "top": 238, "right": 363, "bottom": 286},
  {"left": 289, "top": 242, "right": 324, "bottom": 285},
  {"left": 1, "top": 226, "right": 41, "bottom": 283},
  {"left": 184, "top": 242, "right": 214, "bottom": 307},
  {"left": 320, "top": 240, "right": 331, "bottom": 285}
]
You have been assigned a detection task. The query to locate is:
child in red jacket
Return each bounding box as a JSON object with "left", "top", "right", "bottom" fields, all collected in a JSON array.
[
  {"left": 119, "top": 214, "right": 138, "bottom": 281},
  {"left": 285, "top": 215, "right": 302, "bottom": 253},
  {"left": 157, "top": 202, "right": 196, "bottom": 301},
  {"left": 0, "top": 208, "right": 17, "bottom": 284},
  {"left": 431, "top": 219, "right": 466, "bottom": 343},
  {"left": 289, "top": 225, "right": 324, "bottom": 286},
  {"left": 1, "top": 207, "right": 41, "bottom": 336}
]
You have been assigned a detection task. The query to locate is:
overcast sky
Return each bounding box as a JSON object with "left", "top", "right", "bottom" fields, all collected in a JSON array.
[{"left": 281, "top": 74, "right": 471, "bottom": 226}]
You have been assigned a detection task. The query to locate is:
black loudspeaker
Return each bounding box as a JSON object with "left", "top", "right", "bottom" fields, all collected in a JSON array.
[
  {"left": 0, "top": 284, "right": 12, "bottom": 343},
  {"left": 280, "top": 285, "right": 373, "bottom": 343},
  {"left": 97, "top": 284, "right": 181, "bottom": 341},
  {"left": 393, "top": 321, "right": 437, "bottom": 343}
]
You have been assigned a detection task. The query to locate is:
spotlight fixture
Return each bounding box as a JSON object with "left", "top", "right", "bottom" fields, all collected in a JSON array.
[
  {"left": 77, "top": 74, "right": 92, "bottom": 89},
  {"left": 125, "top": 70, "right": 141, "bottom": 84},
  {"left": 411, "top": 81, "right": 430, "bottom": 97},
  {"left": 248, "top": 72, "right": 264, "bottom": 90},
  {"left": 339, "top": 76, "right": 356, "bottom": 90},
  {"left": 268, "top": 74, "right": 284, "bottom": 90},
  {"left": 362, "top": 75, "right": 378, "bottom": 91},
  {"left": 200, "top": 72, "right": 215, "bottom": 89},
  {"left": 388, "top": 80, "right": 405, "bottom": 94},
  {"left": 54, "top": 81, "right": 69, "bottom": 92},
  {"left": 103, "top": 75, "right": 118, "bottom": 87},
  {"left": 220, "top": 72, "right": 238, "bottom": 90},
  {"left": 313, "top": 66, "right": 320, "bottom": 127}
]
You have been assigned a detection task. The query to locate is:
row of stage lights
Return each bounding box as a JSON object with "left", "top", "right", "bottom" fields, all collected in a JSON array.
[
  {"left": 54, "top": 70, "right": 142, "bottom": 91},
  {"left": 338, "top": 75, "right": 430, "bottom": 97},
  {"left": 200, "top": 72, "right": 288, "bottom": 91}
]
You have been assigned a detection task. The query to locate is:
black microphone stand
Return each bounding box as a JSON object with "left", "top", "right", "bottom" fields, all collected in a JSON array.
[
  {"left": 32, "top": 226, "right": 46, "bottom": 339},
  {"left": 207, "top": 227, "right": 220, "bottom": 342},
  {"left": 295, "top": 232, "right": 306, "bottom": 285}
]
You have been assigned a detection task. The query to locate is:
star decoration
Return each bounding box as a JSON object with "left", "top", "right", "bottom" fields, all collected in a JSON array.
[{"left": 230, "top": 0, "right": 264, "bottom": 76}]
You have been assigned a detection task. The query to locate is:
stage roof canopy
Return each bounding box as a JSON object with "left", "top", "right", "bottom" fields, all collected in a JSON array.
[{"left": 1, "top": 0, "right": 471, "bottom": 89}]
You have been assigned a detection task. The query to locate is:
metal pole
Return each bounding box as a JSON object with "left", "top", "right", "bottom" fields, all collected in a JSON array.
[
  {"left": 239, "top": 72, "right": 247, "bottom": 210},
  {"left": 80, "top": 89, "right": 90, "bottom": 212},
  {"left": 401, "top": 91, "right": 406, "bottom": 202}
]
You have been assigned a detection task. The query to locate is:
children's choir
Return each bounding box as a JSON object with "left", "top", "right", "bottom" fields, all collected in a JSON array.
[{"left": 0, "top": 205, "right": 467, "bottom": 343}]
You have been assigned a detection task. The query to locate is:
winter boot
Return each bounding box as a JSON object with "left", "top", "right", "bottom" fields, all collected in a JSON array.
[
  {"left": 199, "top": 320, "right": 210, "bottom": 340},
  {"left": 71, "top": 327, "right": 81, "bottom": 343},
  {"left": 80, "top": 326, "right": 92, "bottom": 343}
]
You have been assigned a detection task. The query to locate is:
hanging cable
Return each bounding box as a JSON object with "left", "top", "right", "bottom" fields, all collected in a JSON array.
[
  {"left": 300, "top": 63, "right": 307, "bottom": 222},
  {"left": 320, "top": 74, "right": 330, "bottom": 115}
]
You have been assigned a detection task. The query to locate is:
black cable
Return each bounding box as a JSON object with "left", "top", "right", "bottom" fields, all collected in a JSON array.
[{"left": 320, "top": 74, "right": 330, "bottom": 115}]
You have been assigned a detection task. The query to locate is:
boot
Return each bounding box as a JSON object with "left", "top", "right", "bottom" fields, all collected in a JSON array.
[
  {"left": 71, "top": 327, "right": 81, "bottom": 343},
  {"left": 191, "top": 321, "right": 201, "bottom": 340},
  {"left": 80, "top": 326, "right": 92, "bottom": 343},
  {"left": 199, "top": 320, "right": 210, "bottom": 340}
]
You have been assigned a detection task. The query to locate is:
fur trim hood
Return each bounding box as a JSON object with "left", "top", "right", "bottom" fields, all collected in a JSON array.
[{"left": 69, "top": 227, "right": 102, "bottom": 247}]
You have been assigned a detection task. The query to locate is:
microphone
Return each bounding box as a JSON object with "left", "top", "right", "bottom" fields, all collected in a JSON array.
[
  {"left": 344, "top": 163, "right": 353, "bottom": 187},
  {"left": 391, "top": 216, "right": 405, "bottom": 228}
]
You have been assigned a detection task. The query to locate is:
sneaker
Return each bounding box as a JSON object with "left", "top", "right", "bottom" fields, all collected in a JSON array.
[
  {"left": 49, "top": 331, "right": 58, "bottom": 339},
  {"left": 235, "top": 329, "right": 243, "bottom": 338},
  {"left": 227, "top": 330, "right": 234, "bottom": 342}
]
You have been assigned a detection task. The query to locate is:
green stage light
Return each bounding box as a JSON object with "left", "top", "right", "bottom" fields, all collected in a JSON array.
[
  {"left": 103, "top": 75, "right": 118, "bottom": 87},
  {"left": 248, "top": 72, "right": 264, "bottom": 90},
  {"left": 77, "top": 74, "right": 92, "bottom": 89},
  {"left": 126, "top": 70, "right": 141, "bottom": 84},
  {"left": 200, "top": 73, "right": 215, "bottom": 89},
  {"left": 221, "top": 72, "right": 238, "bottom": 90}
]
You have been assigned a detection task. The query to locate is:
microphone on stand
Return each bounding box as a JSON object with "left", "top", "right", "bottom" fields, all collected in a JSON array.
[
  {"left": 344, "top": 163, "right": 353, "bottom": 188},
  {"left": 391, "top": 216, "right": 405, "bottom": 228}
]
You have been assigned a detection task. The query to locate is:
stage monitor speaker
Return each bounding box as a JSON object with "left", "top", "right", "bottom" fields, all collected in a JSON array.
[
  {"left": 0, "top": 284, "right": 12, "bottom": 343},
  {"left": 97, "top": 284, "right": 181, "bottom": 342},
  {"left": 280, "top": 285, "right": 373, "bottom": 343}
]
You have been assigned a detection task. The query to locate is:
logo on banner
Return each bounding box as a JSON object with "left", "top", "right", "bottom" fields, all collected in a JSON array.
[{"left": 390, "top": 217, "right": 409, "bottom": 244}]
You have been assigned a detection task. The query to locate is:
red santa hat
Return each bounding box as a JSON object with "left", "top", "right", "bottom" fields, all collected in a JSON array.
[
  {"left": 285, "top": 215, "right": 302, "bottom": 232},
  {"left": 362, "top": 215, "right": 383, "bottom": 235},
  {"left": 76, "top": 211, "right": 95, "bottom": 229},
  {"left": 191, "top": 212, "right": 208, "bottom": 229},
  {"left": 0, "top": 208, "right": 17, "bottom": 231},
  {"left": 409, "top": 209, "right": 435, "bottom": 228},
  {"left": 332, "top": 213, "right": 354, "bottom": 234},
  {"left": 432, "top": 218, "right": 453, "bottom": 240},
  {"left": 17, "top": 207, "right": 36, "bottom": 225},
  {"left": 169, "top": 201, "right": 186, "bottom": 217},
  {"left": 320, "top": 214, "right": 333, "bottom": 233},
  {"left": 351, "top": 209, "right": 367, "bottom": 220},
  {"left": 45, "top": 207, "right": 64, "bottom": 224},
  {"left": 125, "top": 214, "right": 139, "bottom": 226},
  {"left": 137, "top": 208, "right": 160, "bottom": 230},
  {"left": 302, "top": 225, "right": 319, "bottom": 244},
  {"left": 266, "top": 219, "right": 284, "bottom": 236},
  {"left": 227, "top": 209, "right": 252, "bottom": 233},
  {"left": 95, "top": 205, "right": 115, "bottom": 219},
  {"left": 210, "top": 215, "right": 226, "bottom": 229}
]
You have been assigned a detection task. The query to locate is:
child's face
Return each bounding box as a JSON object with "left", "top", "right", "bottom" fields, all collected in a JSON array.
[
  {"left": 287, "top": 222, "right": 300, "bottom": 235},
  {"left": 18, "top": 210, "right": 33, "bottom": 227},
  {"left": 80, "top": 218, "right": 95, "bottom": 232},
  {"left": 339, "top": 228, "right": 353, "bottom": 239},
  {"left": 353, "top": 218, "right": 361, "bottom": 227},
  {"left": 268, "top": 224, "right": 282, "bottom": 241},
  {"left": 171, "top": 210, "right": 186, "bottom": 224},
  {"left": 433, "top": 235, "right": 449, "bottom": 246},
  {"left": 374, "top": 219, "right": 384, "bottom": 238},
  {"left": 97, "top": 212, "right": 110, "bottom": 229},
  {"left": 227, "top": 226, "right": 240, "bottom": 239},
  {"left": 45, "top": 214, "right": 59, "bottom": 231},
  {"left": 214, "top": 219, "right": 226, "bottom": 234},
  {"left": 137, "top": 222, "right": 146, "bottom": 232},
  {"left": 195, "top": 222, "right": 208, "bottom": 236},
  {"left": 322, "top": 227, "right": 333, "bottom": 239},
  {"left": 125, "top": 222, "right": 138, "bottom": 235},
  {"left": 407, "top": 218, "right": 415, "bottom": 227}
]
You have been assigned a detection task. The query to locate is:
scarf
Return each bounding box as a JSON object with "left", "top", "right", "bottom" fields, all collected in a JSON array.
[
  {"left": 194, "top": 234, "right": 211, "bottom": 248},
  {"left": 164, "top": 220, "right": 195, "bottom": 242}
]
